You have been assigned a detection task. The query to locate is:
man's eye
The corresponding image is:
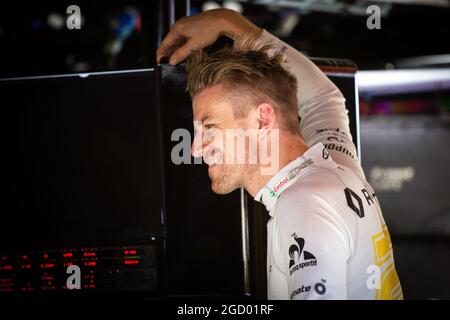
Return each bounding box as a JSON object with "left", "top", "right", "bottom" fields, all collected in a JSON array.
[{"left": 204, "top": 124, "right": 213, "bottom": 129}]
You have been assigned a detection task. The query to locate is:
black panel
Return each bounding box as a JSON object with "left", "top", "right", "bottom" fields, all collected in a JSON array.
[
  {"left": 0, "top": 70, "right": 165, "bottom": 248},
  {"left": 0, "top": 69, "right": 168, "bottom": 296}
]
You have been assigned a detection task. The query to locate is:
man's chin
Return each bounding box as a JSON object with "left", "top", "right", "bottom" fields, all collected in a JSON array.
[
  {"left": 208, "top": 164, "right": 242, "bottom": 194},
  {"left": 210, "top": 180, "right": 237, "bottom": 195},
  {"left": 211, "top": 184, "right": 233, "bottom": 195}
]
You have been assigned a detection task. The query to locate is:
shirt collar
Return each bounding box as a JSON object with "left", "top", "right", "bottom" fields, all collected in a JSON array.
[{"left": 254, "top": 143, "right": 331, "bottom": 214}]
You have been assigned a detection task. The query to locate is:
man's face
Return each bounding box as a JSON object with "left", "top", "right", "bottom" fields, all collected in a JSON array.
[{"left": 191, "top": 84, "right": 258, "bottom": 194}]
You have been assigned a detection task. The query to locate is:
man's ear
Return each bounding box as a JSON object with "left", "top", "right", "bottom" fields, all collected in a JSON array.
[{"left": 257, "top": 102, "right": 276, "bottom": 129}]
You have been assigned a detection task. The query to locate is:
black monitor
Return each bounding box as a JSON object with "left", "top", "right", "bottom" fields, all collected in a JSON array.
[{"left": 0, "top": 69, "right": 166, "bottom": 295}]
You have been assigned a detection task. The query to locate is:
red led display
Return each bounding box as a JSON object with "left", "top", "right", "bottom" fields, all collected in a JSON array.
[
  {"left": 0, "top": 265, "right": 13, "bottom": 271},
  {"left": 83, "top": 252, "right": 96, "bottom": 257},
  {"left": 0, "top": 244, "right": 154, "bottom": 293}
]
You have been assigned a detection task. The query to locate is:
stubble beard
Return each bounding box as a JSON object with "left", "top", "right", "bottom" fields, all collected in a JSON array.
[{"left": 210, "top": 163, "right": 256, "bottom": 195}]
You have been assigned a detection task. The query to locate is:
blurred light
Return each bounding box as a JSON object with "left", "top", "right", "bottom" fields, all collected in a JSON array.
[
  {"left": 72, "top": 62, "right": 90, "bottom": 72},
  {"left": 357, "top": 69, "right": 450, "bottom": 95},
  {"left": 202, "top": 1, "right": 221, "bottom": 11},
  {"left": 397, "top": 54, "right": 450, "bottom": 68},
  {"left": 276, "top": 11, "right": 299, "bottom": 37},
  {"left": 47, "top": 13, "right": 65, "bottom": 30},
  {"left": 223, "top": 1, "right": 244, "bottom": 13},
  {"left": 374, "top": 0, "right": 449, "bottom": 8},
  {"left": 385, "top": 63, "right": 395, "bottom": 70},
  {"left": 104, "top": 7, "right": 140, "bottom": 57}
]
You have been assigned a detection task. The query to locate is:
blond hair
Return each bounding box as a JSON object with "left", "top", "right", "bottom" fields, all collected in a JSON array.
[{"left": 186, "top": 35, "right": 299, "bottom": 134}]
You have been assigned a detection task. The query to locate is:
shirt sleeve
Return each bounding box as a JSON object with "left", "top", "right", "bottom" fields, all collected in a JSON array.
[
  {"left": 258, "top": 30, "right": 365, "bottom": 179},
  {"left": 274, "top": 192, "right": 351, "bottom": 300}
]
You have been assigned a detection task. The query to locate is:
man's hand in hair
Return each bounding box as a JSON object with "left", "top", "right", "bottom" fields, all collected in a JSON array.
[{"left": 156, "top": 8, "right": 262, "bottom": 65}]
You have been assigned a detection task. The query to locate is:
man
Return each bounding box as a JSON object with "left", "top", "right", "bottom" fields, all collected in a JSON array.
[{"left": 157, "top": 9, "right": 402, "bottom": 300}]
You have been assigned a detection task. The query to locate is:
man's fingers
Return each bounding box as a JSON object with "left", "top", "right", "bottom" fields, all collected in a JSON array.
[
  {"left": 169, "top": 39, "right": 199, "bottom": 65},
  {"left": 156, "top": 27, "right": 181, "bottom": 63}
]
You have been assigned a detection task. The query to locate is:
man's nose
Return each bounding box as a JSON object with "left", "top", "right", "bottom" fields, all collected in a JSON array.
[{"left": 191, "top": 131, "right": 206, "bottom": 158}]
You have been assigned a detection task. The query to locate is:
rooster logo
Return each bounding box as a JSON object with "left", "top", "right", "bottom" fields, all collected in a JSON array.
[{"left": 289, "top": 233, "right": 316, "bottom": 269}]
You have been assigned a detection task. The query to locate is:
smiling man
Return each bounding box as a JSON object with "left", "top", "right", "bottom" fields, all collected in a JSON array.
[
  {"left": 187, "top": 37, "right": 302, "bottom": 195},
  {"left": 157, "top": 9, "right": 402, "bottom": 300}
]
